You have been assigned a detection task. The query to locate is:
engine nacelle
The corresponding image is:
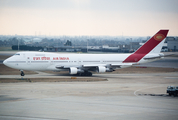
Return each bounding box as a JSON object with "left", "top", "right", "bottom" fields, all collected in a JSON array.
[
  {"left": 106, "top": 68, "right": 114, "bottom": 72},
  {"left": 69, "top": 67, "right": 84, "bottom": 74},
  {"left": 69, "top": 67, "right": 78, "bottom": 74},
  {"left": 97, "top": 66, "right": 106, "bottom": 73}
]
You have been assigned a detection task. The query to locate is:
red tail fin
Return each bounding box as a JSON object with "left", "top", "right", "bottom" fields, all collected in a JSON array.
[{"left": 123, "top": 30, "right": 169, "bottom": 63}]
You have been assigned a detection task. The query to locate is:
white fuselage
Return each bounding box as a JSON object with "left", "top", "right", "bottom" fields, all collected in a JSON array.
[
  {"left": 4, "top": 52, "right": 130, "bottom": 71},
  {"left": 3, "top": 51, "right": 161, "bottom": 72}
]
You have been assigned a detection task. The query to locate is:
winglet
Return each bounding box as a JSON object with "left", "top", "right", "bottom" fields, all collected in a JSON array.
[{"left": 123, "top": 29, "right": 169, "bottom": 63}]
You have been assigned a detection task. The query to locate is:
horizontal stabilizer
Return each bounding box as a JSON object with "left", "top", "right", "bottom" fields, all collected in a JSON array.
[{"left": 143, "top": 53, "right": 164, "bottom": 60}]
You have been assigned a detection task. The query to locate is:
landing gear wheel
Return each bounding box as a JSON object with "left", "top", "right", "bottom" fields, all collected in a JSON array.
[
  {"left": 21, "top": 71, "right": 25, "bottom": 76},
  {"left": 81, "top": 71, "right": 92, "bottom": 76},
  {"left": 81, "top": 73, "right": 85, "bottom": 76},
  {"left": 87, "top": 72, "right": 92, "bottom": 76}
]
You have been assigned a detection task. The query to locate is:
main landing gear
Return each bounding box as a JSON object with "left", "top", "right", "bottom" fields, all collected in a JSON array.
[
  {"left": 20, "top": 70, "right": 25, "bottom": 76},
  {"left": 77, "top": 71, "right": 92, "bottom": 76}
]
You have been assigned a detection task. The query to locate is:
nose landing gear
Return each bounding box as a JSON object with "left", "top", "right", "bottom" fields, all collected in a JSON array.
[{"left": 20, "top": 70, "right": 25, "bottom": 76}]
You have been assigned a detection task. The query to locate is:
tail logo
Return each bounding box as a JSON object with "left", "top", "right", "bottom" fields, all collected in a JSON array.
[{"left": 154, "top": 34, "right": 165, "bottom": 41}]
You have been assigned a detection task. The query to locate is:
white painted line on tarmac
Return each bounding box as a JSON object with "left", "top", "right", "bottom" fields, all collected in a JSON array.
[
  {"left": 134, "top": 86, "right": 178, "bottom": 107},
  {"left": 134, "top": 86, "right": 160, "bottom": 97}
]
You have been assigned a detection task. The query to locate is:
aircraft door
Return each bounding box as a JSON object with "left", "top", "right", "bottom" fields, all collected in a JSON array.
[
  {"left": 78, "top": 59, "right": 82, "bottom": 65},
  {"left": 50, "top": 57, "right": 53, "bottom": 65},
  {"left": 27, "top": 56, "right": 31, "bottom": 65},
  {"left": 102, "top": 59, "right": 106, "bottom": 64}
]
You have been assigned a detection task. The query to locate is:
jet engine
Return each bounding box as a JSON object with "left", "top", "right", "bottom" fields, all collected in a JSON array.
[
  {"left": 97, "top": 66, "right": 106, "bottom": 73},
  {"left": 69, "top": 67, "right": 78, "bottom": 74},
  {"left": 69, "top": 67, "right": 84, "bottom": 74},
  {"left": 106, "top": 68, "right": 114, "bottom": 72}
]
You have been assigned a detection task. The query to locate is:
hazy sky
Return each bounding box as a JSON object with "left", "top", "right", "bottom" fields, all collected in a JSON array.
[{"left": 0, "top": 0, "right": 178, "bottom": 36}]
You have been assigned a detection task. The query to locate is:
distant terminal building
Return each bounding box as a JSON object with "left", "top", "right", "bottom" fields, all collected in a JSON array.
[
  {"left": 88, "top": 46, "right": 102, "bottom": 51},
  {"left": 44, "top": 46, "right": 87, "bottom": 52},
  {"left": 129, "top": 42, "right": 140, "bottom": 52},
  {"left": 165, "top": 37, "right": 175, "bottom": 42},
  {"left": 166, "top": 37, "right": 178, "bottom": 51}
]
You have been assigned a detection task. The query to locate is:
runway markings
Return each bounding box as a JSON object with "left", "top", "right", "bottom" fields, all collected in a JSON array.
[
  {"left": 134, "top": 86, "right": 161, "bottom": 97},
  {"left": 134, "top": 86, "right": 178, "bottom": 108}
]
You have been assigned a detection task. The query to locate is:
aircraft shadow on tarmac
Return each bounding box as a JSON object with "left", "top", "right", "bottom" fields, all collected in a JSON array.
[{"left": 0, "top": 95, "right": 23, "bottom": 102}]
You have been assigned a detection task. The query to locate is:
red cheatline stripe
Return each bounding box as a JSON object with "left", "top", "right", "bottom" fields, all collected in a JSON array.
[{"left": 123, "top": 30, "right": 169, "bottom": 63}]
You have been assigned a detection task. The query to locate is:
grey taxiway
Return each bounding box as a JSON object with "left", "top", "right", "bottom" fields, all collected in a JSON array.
[{"left": 0, "top": 72, "right": 178, "bottom": 120}]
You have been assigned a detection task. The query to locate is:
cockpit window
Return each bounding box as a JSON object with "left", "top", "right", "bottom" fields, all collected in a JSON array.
[{"left": 14, "top": 53, "right": 20, "bottom": 55}]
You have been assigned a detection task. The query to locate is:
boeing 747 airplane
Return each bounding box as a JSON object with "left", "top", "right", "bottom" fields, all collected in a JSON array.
[{"left": 3, "top": 30, "right": 169, "bottom": 76}]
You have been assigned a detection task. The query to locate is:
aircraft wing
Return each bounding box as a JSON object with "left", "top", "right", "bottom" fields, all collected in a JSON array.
[
  {"left": 56, "top": 63, "right": 133, "bottom": 68},
  {"left": 82, "top": 63, "right": 133, "bottom": 67},
  {"left": 110, "top": 63, "right": 133, "bottom": 67},
  {"left": 83, "top": 63, "right": 133, "bottom": 71}
]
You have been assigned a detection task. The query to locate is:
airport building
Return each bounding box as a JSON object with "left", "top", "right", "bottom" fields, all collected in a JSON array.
[
  {"left": 166, "top": 37, "right": 178, "bottom": 51},
  {"left": 167, "top": 40, "right": 178, "bottom": 51}
]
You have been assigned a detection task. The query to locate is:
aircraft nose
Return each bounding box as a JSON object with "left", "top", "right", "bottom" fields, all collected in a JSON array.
[
  {"left": 3, "top": 59, "right": 8, "bottom": 66},
  {"left": 3, "top": 59, "right": 7, "bottom": 65}
]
